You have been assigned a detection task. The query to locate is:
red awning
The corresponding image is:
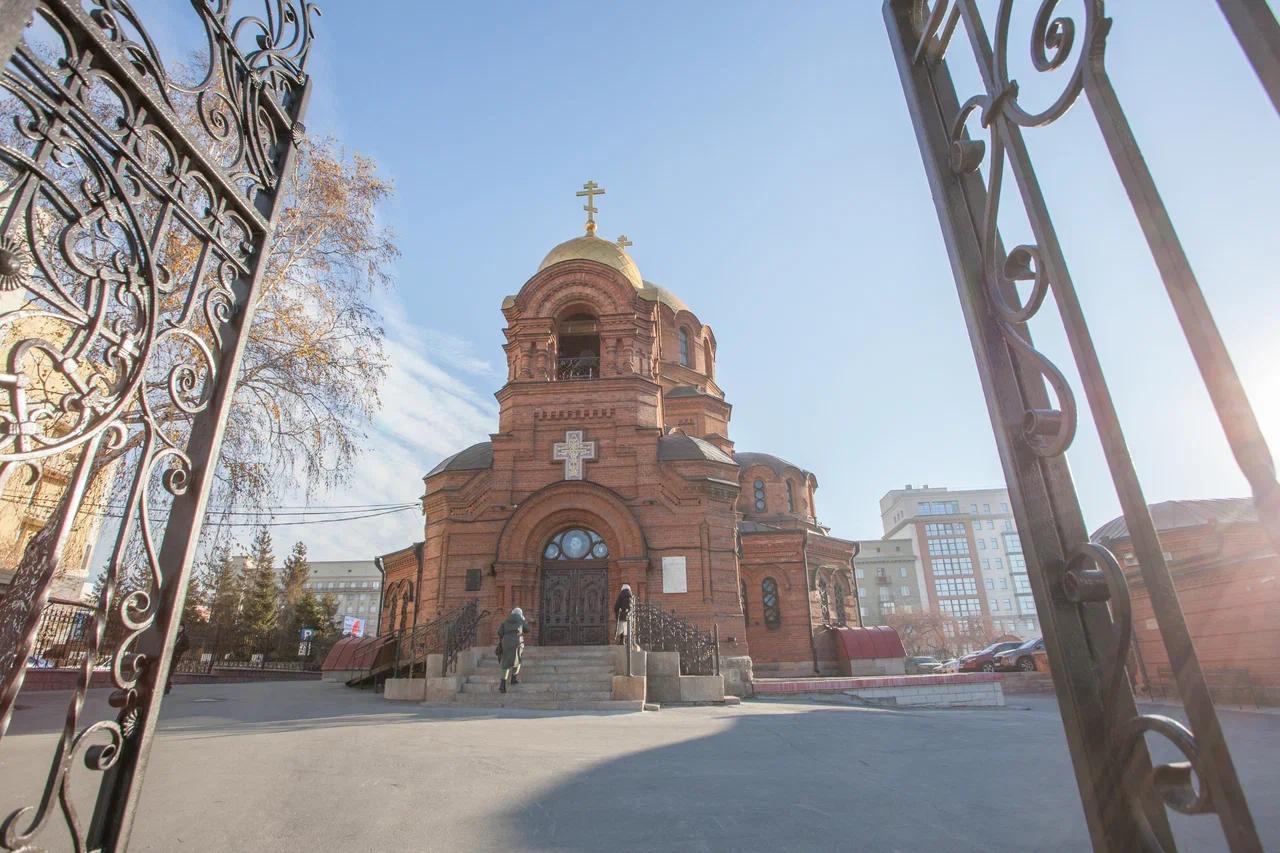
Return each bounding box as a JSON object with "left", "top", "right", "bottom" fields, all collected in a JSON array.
[
  {"left": 320, "top": 635, "right": 389, "bottom": 672},
  {"left": 830, "top": 626, "right": 906, "bottom": 660}
]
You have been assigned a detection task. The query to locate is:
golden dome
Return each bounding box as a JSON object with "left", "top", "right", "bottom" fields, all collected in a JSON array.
[
  {"left": 639, "top": 280, "right": 689, "bottom": 314},
  {"left": 538, "top": 235, "right": 644, "bottom": 290}
]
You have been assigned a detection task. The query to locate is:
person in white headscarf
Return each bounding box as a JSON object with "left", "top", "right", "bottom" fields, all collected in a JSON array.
[
  {"left": 496, "top": 606, "right": 528, "bottom": 692},
  {"left": 613, "top": 584, "right": 633, "bottom": 646}
]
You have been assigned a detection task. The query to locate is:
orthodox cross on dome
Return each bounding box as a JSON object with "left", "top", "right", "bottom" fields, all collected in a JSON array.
[
  {"left": 616, "top": 234, "right": 632, "bottom": 248},
  {"left": 552, "top": 429, "right": 597, "bottom": 480},
  {"left": 576, "top": 180, "right": 606, "bottom": 235}
]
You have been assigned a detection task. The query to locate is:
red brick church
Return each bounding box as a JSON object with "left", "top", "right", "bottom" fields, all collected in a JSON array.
[{"left": 377, "top": 183, "right": 860, "bottom": 686}]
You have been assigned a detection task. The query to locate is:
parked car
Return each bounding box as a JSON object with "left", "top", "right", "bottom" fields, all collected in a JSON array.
[
  {"left": 938, "top": 658, "right": 960, "bottom": 673},
  {"left": 905, "top": 656, "right": 942, "bottom": 674},
  {"left": 994, "top": 637, "right": 1044, "bottom": 671},
  {"left": 959, "top": 641, "right": 1024, "bottom": 673}
]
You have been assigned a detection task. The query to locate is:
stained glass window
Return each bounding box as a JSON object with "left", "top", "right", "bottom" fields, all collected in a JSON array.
[
  {"left": 762, "top": 577, "right": 781, "bottom": 628},
  {"left": 543, "top": 527, "right": 609, "bottom": 560}
]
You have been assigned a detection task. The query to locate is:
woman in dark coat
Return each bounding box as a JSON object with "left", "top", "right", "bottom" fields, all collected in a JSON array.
[
  {"left": 497, "top": 607, "right": 528, "bottom": 693},
  {"left": 613, "top": 584, "right": 633, "bottom": 646}
]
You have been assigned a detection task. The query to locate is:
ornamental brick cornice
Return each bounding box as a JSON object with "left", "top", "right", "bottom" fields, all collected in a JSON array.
[
  {"left": 495, "top": 374, "right": 661, "bottom": 402},
  {"left": 511, "top": 261, "right": 644, "bottom": 319}
]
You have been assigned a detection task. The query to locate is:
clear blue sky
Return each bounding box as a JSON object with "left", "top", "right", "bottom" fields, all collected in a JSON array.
[{"left": 143, "top": 1, "right": 1280, "bottom": 559}]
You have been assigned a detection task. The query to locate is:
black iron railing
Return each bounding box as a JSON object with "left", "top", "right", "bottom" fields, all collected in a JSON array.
[
  {"left": 391, "top": 612, "right": 445, "bottom": 678},
  {"left": 556, "top": 355, "right": 599, "bottom": 380},
  {"left": 631, "top": 601, "right": 720, "bottom": 676},
  {"left": 28, "top": 599, "right": 118, "bottom": 669},
  {"left": 442, "top": 599, "right": 488, "bottom": 677}
]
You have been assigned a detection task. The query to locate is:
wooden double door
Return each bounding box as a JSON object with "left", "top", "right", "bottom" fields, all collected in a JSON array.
[{"left": 539, "top": 563, "right": 609, "bottom": 645}]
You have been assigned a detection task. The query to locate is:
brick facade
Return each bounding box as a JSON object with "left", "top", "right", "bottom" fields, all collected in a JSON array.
[
  {"left": 377, "top": 233, "right": 858, "bottom": 677},
  {"left": 1093, "top": 503, "right": 1280, "bottom": 692}
]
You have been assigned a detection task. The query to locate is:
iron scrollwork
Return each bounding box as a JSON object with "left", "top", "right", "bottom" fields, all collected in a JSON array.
[
  {"left": 887, "top": 1, "right": 1264, "bottom": 849},
  {"left": 442, "top": 598, "right": 487, "bottom": 677},
  {"left": 0, "top": 1, "right": 316, "bottom": 849},
  {"left": 631, "top": 601, "right": 718, "bottom": 676}
]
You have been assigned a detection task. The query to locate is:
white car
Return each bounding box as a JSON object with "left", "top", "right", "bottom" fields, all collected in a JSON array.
[{"left": 937, "top": 658, "right": 960, "bottom": 673}]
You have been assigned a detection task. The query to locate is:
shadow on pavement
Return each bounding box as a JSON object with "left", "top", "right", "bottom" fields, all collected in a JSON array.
[{"left": 495, "top": 706, "right": 1090, "bottom": 853}]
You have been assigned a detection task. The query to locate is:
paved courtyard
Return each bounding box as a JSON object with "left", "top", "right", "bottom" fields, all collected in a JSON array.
[{"left": 1, "top": 681, "right": 1277, "bottom": 852}]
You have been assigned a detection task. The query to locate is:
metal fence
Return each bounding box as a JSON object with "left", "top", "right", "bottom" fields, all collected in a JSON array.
[
  {"left": 631, "top": 602, "right": 720, "bottom": 677},
  {"left": 884, "top": 2, "right": 1273, "bottom": 849}
]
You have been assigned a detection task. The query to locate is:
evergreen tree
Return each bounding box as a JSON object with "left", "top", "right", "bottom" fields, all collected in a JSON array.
[
  {"left": 181, "top": 560, "right": 212, "bottom": 627},
  {"left": 319, "top": 592, "right": 339, "bottom": 636},
  {"left": 238, "top": 527, "right": 280, "bottom": 655},
  {"left": 292, "top": 589, "right": 329, "bottom": 638},
  {"left": 206, "top": 545, "right": 241, "bottom": 657},
  {"left": 278, "top": 541, "right": 311, "bottom": 640}
]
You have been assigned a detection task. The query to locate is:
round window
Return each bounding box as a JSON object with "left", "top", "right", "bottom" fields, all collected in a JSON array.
[
  {"left": 591, "top": 541, "right": 609, "bottom": 558},
  {"left": 561, "top": 528, "right": 591, "bottom": 559},
  {"left": 543, "top": 542, "right": 560, "bottom": 559}
]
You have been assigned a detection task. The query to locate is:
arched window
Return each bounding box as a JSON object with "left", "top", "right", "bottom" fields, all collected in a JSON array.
[
  {"left": 833, "top": 578, "right": 849, "bottom": 626},
  {"left": 753, "top": 479, "right": 766, "bottom": 512},
  {"left": 740, "top": 578, "right": 749, "bottom": 623},
  {"left": 762, "top": 577, "right": 781, "bottom": 628},
  {"left": 678, "top": 327, "right": 691, "bottom": 367},
  {"left": 786, "top": 480, "right": 795, "bottom": 513},
  {"left": 542, "top": 527, "right": 609, "bottom": 560},
  {"left": 818, "top": 577, "right": 831, "bottom": 624},
  {"left": 556, "top": 311, "right": 600, "bottom": 380},
  {"left": 704, "top": 339, "right": 714, "bottom": 378}
]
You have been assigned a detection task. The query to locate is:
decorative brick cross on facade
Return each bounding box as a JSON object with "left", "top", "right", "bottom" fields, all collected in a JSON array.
[{"left": 552, "top": 429, "right": 597, "bottom": 480}]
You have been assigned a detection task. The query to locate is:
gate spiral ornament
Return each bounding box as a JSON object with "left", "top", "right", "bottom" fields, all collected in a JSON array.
[
  {"left": 888, "top": 1, "right": 1266, "bottom": 849},
  {"left": 0, "top": 1, "right": 316, "bottom": 849}
]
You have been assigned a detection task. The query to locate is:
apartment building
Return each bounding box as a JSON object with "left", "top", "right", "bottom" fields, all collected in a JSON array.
[
  {"left": 853, "top": 538, "right": 921, "bottom": 625},
  {"left": 880, "top": 484, "right": 1039, "bottom": 638}
]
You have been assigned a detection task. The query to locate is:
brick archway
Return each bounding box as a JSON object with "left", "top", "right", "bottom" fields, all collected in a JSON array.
[{"left": 494, "top": 481, "right": 649, "bottom": 639}]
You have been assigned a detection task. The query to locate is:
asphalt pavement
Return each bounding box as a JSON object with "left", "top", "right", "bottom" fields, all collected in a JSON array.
[{"left": 0, "top": 681, "right": 1275, "bottom": 852}]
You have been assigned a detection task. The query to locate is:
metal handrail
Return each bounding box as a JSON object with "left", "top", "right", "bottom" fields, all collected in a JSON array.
[
  {"left": 442, "top": 599, "right": 489, "bottom": 677},
  {"left": 631, "top": 601, "right": 719, "bottom": 676}
]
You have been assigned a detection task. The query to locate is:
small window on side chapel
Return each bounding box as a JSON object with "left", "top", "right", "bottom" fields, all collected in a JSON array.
[
  {"left": 753, "top": 479, "right": 767, "bottom": 512},
  {"left": 740, "top": 578, "right": 749, "bottom": 623},
  {"left": 762, "top": 577, "right": 781, "bottom": 628},
  {"left": 834, "top": 579, "right": 849, "bottom": 626},
  {"left": 678, "top": 327, "right": 691, "bottom": 367},
  {"left": 786, "top": 480, "right": 795, "bottom": 513}
]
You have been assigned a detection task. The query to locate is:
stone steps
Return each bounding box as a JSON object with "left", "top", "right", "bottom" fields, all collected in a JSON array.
[
  {"left": 462, "top": 680, "right": 612, "bottom": 696},
  {"left": 467, "top": 670, "right": 612, "bottom": 684},
  {"left": 445, "top": 645, "right": 624, "bottom": 710},
  {"left": 475, "top": 663, "right": 613, "bottom": 676},
  {"left": 437, "top": 696, "right": 646, "bottom": 712}
]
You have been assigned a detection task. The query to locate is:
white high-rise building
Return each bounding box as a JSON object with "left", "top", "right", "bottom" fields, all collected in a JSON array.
[{"left": 880, "top": 485, "right": 1039, "bottom": 638}]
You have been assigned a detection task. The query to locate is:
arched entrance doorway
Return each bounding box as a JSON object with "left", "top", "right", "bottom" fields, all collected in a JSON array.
[{"left": 539, "top": 527, "right": 610, "bottom": 645}]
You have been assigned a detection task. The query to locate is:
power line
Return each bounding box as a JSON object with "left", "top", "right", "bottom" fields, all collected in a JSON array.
[
  {"left": 204, "top": 506, "right": 418, "bottom": 527},
  {"left": 0, "top": 493, "right": 420, "bottom": 526},
  {"left": 0, "top": 493, "right": 417, "bottom": 516}
]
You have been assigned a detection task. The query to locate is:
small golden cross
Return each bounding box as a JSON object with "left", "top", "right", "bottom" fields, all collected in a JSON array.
[
  {"left": 616, "top": 234, "right": 632, "bottom": 248},
  {"left": 576, "top": 180, "right": 606, "bottom": 235}
]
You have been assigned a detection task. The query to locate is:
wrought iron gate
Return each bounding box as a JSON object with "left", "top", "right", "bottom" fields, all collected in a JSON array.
[
  {"left": 0, "top": 0, "right": 315, "bottom": 849},
  {"left": 885, "top": 2, "right": 1274, "bottom": 851}
]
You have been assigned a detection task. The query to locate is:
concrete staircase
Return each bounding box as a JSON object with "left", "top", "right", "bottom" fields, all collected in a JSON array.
[{"left": 452, "top": 645, "right": 642, "bottom": 711}]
